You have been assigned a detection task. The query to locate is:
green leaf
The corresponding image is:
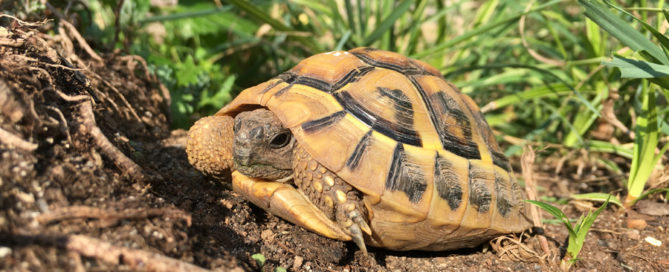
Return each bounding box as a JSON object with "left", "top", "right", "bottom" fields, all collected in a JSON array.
[
  {"left": 482, "top": 83, "right": 572, "bottom": 112},
  {"left": 363, "top": 0, "right": 413, "bottom": 46},
  {"left": 570, "top": 193, "right": 622, "bottom": 207},
  {"left": 335, "top": 30, "right": 352, "bottom": 51},
  {"left": 412, "top": 0, "right": 563, "bottom": 59},
  {"left": 526, "top": 200, "right": 575, "bottom": 236},
  {"left": 586, "top": 140, "right": 634, "bottom": 159},
  {"left": 567, "top": 197, "right": 609, "bottom": 263},
  {"left": 627, "top": 84, "right": 662, "bottom": 206},
  {"left": 226, "top": 0, "right": 320, "bottom": 52},
  {"left": 175, "top": 55, "right": 200, "bottom": 87},
  {"left": 603, "top": 0, "right": 669, "bottom": 56},
  {"left": 251, "top": 253, "right": 266, "bottom": 267},
  {"left": 198, "top": 75, "right": 236, "bottom": 109},
  {"left": 636, "top": 188, "right": 669, "bottom": 205},
  {"left": 603, "top": 56, "right": 669, "bottom": 78},
  {"left": 579, "top": 0, "right": 669, "bottom": 65}
]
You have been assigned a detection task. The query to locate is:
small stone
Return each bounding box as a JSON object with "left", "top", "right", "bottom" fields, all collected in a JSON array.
[
  {"left": 261, "top": 229, "right": 274, "bottom": 241},
  {"left": 0, "top": 247, "right": 12, "bottom": 258},
  {"left": 626, "top": 218, "right": 647, "bottom": 230},
  {"left": 624, "top": 229, "right": 641, "bottom": 240},
  {"left": 152, "top": 231, "right": 164, "bottom": 239},
  {"left": 292, "top": 256, "right": 303, "bottom": 270},
  {"left": 644, "top": 236, "right": 662, "bottom": 246}
]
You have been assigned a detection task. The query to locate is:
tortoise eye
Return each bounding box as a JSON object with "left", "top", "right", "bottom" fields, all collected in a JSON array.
[{"left": 269, "top": 131, "right": 291, "bottom": 149}]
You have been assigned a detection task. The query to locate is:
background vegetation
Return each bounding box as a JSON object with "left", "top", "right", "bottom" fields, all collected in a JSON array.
[{"left": 7, "top": 0, "right": 666, "bottom": 209}]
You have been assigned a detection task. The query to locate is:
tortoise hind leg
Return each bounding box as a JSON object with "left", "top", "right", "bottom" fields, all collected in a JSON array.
[{"left": 292, "top": 145, "right": 372, "bottom": 254}]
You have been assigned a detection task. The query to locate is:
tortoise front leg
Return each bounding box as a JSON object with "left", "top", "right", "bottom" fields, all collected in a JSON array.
[
  {"left": 231, "top": 171, "right": 353, "bottom": 241},
  {"left": 292, "top": 145, "right": 372, "bottom": 254}
]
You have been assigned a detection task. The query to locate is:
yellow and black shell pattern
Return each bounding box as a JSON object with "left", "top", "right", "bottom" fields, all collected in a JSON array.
[{"left": 217, "top": 47, "right": 531, "bottom": 251}]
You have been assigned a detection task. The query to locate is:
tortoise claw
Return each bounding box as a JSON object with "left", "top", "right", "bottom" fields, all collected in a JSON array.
[
  {"left": 349, "top": 223, "right": 368, "bottom": 255},
  {"left": 350, "top": 210, "right": 372, "bottom": 236}
]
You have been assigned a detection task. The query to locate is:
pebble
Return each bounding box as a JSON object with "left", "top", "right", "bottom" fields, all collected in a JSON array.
[
  {"left": 624, "top": 229, "right": 641, "bottom": 240},
  {"left": 625, "top": 218, "right": 647, "bottom": 230},
  {"left": 644, "top": 236, "right": 662, "bottom": 246},
  {"left": 0, "top": 247, "right": 12, "bottom": 258},
  {"left": 292, "top": 256, "right": 303, "bottom": 271},
  {"left": 260, "top": 229, "right": 274, "bottom": 241}
]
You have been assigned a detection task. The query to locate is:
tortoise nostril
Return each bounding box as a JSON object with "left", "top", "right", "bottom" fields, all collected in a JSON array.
[{"left": 233, "top": 150, "right": 252, "bottom": 166}]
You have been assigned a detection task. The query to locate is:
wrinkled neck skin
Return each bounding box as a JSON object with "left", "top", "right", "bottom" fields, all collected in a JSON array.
[{"left": 232, "top": 108, "right": 295, "bottom": 181}]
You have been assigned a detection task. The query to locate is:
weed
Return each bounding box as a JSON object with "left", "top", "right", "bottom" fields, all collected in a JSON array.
[
  {"left": 527, "top": 198, "right": 610, "bottom": 271},
  {"left": 579, "top": 0, "right": 668, "bottom": 208}
]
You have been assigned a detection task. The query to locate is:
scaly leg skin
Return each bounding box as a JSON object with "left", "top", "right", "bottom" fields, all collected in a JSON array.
[{"left": 292, "top": 145, "right": 372, "bottom": 254}]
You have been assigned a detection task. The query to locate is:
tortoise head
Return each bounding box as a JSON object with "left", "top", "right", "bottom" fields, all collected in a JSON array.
[
  {"left": 232, "top": 108, "right": 295, "bottom": 180},
  {"left": 186, "top": 108, "right": 295, "bottom": 181}
]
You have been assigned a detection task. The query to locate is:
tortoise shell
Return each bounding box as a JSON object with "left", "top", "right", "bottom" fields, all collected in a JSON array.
[{"left": 217, "top": 47, "right": 531, "bottom": 250}]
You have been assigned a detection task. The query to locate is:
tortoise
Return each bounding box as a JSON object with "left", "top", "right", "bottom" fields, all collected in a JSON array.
[{"left": 186, "top": 47, "right": 531, "bottom": 253}]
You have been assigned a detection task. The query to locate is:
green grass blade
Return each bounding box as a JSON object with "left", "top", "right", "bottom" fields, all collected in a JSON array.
[
  {"left": 412, "top": 0, "right": 563, "bottom": 59},
  {"left": 335, "top": 30, "right": 352, "bottom": 51},
  {"left": 579, "top": 0, "right": 669, "bottom": 65},
  {"left": 482, "top": 83, "right": 570, "bottom": 112},
  {"left": 357, "top": 0, "right": 367, "bottom": 36},
  {"left": 603, "top": 56, "right": 669, "bottom": 78},
  {"left": 568, "top": 197, "right": 609, "bottom": 263},
  {"left": 627, "top": 84, "right": 660, "bottom": 205},
  {"left": 291, "top": 0, "right": 331, "bottom": 15},
  {"left": 571, "top": 193, "right": 622, "bottom": 207},
  {"left": 344, "top": 0, "right": 357, "bottom": 36},
  {"left": 636, "top": 188, "right": 669, "bottom": 206},
  {"left": 586, "top": 140, "right": 634, "bottom": 159},
  {"left": 227, "top": 0, "right": 320, "bottom": 52},
  {"left": 526, "top": 200, "right": 576, "bottom": 236},
  {"left": 363, "top": 0, "right": 412, "bottom": 46},
  {"left": 603, "top": 0, "right": 669, "bottom": 57},
  {"left": 139, "top": 6, "right": 233, "bottom": 24}
]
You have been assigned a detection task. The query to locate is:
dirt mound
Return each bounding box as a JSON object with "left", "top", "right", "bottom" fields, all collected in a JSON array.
[
  {"left": 0, "top": 16, "right": 351, "bottom": 272},
  {"left": 0, "top": 16, "right": 667, "bottom": 272}
]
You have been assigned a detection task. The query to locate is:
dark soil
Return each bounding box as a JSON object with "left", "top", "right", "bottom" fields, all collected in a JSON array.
[{"left": 1, "top": 18, "right": 667, "bottom": 272}]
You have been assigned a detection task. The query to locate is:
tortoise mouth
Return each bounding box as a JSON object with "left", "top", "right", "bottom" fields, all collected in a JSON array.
[{"left": 233, "top": 160, "right": 293, "bottom": 181}]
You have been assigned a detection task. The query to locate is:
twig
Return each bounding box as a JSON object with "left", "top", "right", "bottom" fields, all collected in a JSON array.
[
  {"left": 0, "top": 127, "right": 38, "bottom": 151},
  {"left": 519, "top": 0, "right": 565, "bottom": 67},
  {"left": 0, "top": 37, "right": 26, "bottom": 47},
  {"left": 87, "top": 72, "right": 143, "bottom": 124},
  {"left": 48, "top": 87, "right": 91, "bottom": 102},
  {"left": 67, "top": 234, "right": 210, "bottom": 272},
  {"left": 276, "top": 241, "right": 296, "bottom": 255},
  {"left": 78, "top": 101, "right": 146, "bottom": 181},
  {"left": 0, "top": 14, "right": 50, "bottom": 28},
  {"left": 491, "top": 235, "right": 543, "bottom": 264},
  {"left": 521, "top": 146, "right": 551, "bottom": 257},
  {"left": 1, "top": 232, "right": 212, "bottom": 272},
  {"left": 37, "top": 205, "right": 191, "bottom": 227},
  {"left": 45, "top": 106, "right": 73, "bottom": 145},
  {"left": 118, "top": 54, "right": 153, "bottom": 80},
  {"left": 58, "top": 20, "right": 103, "bottom": 63},
  {"left": 112, "top": 0, "right": 126, "bottom": 51}
]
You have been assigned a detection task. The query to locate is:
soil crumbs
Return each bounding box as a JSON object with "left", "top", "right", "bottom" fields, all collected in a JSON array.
[{"left": 1, "top": 18, "right": 668, "bottom": 272}]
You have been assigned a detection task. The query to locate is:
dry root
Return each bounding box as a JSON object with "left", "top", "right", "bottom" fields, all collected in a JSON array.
[
  {"left": 1, "top": 232, "right": 211, "bottom": 272},
  {"left": 78, "top": 101, "right": 147, "bottom": 181},
  {"left": 36, "top": 205, "right": 191, "bottom": 228},
  {"left": 490, "top": 234, "right": 544, "bottom": 264}
]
